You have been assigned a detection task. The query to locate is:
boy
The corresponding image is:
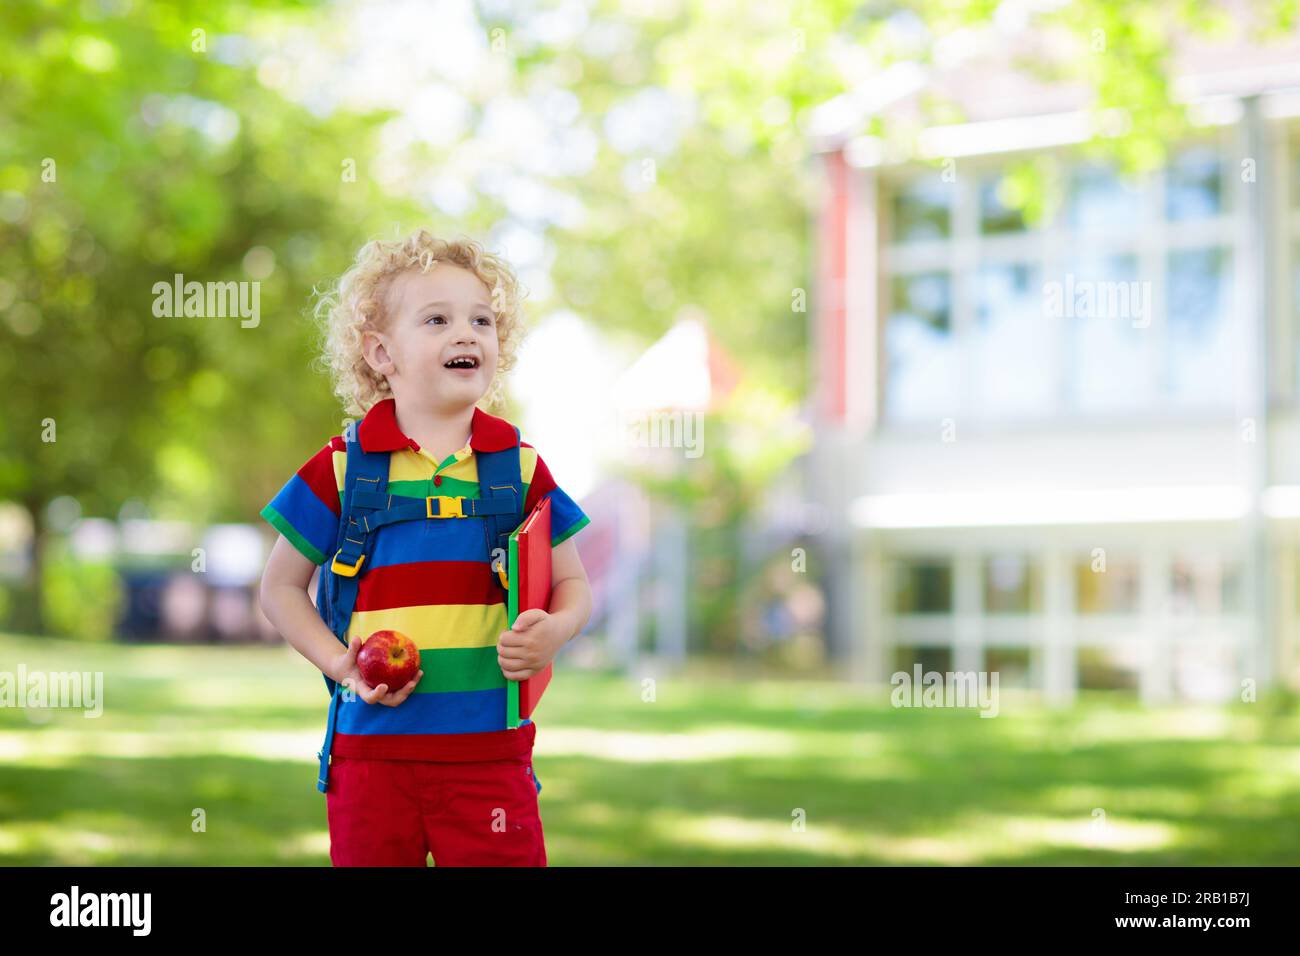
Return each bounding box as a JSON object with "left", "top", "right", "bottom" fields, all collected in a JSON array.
[{"left": 258, "top": 230, "right": 592, "bottom": 866}]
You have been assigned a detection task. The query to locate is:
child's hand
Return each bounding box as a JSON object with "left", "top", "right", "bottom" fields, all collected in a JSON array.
[
  {"left": 330, "top": 635, "right": 423, "bottom": 706},
  {"left": 497, "top": 608, "right": 565, "bottom": 681}
]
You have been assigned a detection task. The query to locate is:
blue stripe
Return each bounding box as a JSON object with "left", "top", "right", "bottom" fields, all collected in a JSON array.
[
  {"left": 365, "top": 516, "right": 491, "bottom": 569},
  {"left": 336, "top": 687, "right": 509, "bottom": 734},
  {"left": 266, "top": 473, "right": 339, "bottom": 562},
  {"left": 543, "top": 488, "right": 589, "bottom": 546}
]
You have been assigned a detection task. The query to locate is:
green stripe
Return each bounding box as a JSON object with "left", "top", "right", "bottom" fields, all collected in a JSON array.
[
  {"left": 552, "top": 513, "right": 590, "bottom": 547},
  {"left": 388, "top": 475, "right": 484, "bottom": 499},
  {"left": 412, "top": 646, "right": 507, "bottom": 693},
  {"left": 260, "top": 504, "right": 326, "bottom": 565}
]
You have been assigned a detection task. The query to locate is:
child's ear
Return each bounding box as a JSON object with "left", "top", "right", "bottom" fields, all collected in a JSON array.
[{"left": 360, "top": 329, "right": 394, "bottom": 376}]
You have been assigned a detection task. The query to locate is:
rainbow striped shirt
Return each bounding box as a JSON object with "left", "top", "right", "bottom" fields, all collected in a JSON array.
[{"left": 259, "top": 398, "right": 589, "bottom": 761}]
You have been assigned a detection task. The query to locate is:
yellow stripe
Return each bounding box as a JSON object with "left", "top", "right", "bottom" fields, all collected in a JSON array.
[
  {"left": 347, "top": 603, "right": 509, "bottom": 649},
  {"left": 425, "top": 444, "right": 533, "bottom": 483},
  {"left": 436, "top": 454, "right": 477, "bottom": 483},
  {"left": 332, "top": 443, "right": 537, "bottom": 493},
  {"left": 332, "top": 448, "right": 347, "bottom": 493},
  {"left": 387, "top": 448, "right": 438, "bottom": 483},
  {"left": 520, "top": 445, "right": 538, "bottom": 484}
]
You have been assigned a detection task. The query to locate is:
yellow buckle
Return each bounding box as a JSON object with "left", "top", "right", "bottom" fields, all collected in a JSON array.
[
  {"left": 331, "top": 550, "right": 365, "bottom": 577},
  {"left": 427, "top": 495, "right": 466, "bottom": 518}
]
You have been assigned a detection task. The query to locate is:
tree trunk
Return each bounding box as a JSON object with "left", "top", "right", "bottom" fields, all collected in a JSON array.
[{"left": 14, "top": 498, "right": 47, "bottom": 637}]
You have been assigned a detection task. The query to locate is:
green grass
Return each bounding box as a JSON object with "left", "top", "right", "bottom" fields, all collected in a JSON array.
[{"left": 1, "top": 632, "right": 1298, "bottom": 865}]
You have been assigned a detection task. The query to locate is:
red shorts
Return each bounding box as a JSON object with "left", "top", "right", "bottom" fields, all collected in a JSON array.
[{"left": 325, "top": 724, "right": 546, "bottom": 867}]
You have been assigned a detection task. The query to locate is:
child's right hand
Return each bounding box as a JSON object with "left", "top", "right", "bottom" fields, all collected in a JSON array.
[{"left": 330, "top": 635, "right": 423, "bottom": 707}]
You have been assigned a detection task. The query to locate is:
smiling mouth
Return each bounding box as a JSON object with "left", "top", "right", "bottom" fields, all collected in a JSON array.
[{"left": 443, "top": 357, "right": 480, "bottom": 370}]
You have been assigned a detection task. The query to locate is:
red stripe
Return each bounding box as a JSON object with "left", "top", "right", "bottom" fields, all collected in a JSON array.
[
  {"left": 818, "top": 149, "right": 848, "bottom": 421},
  {"left": 523, "top": 449, "right": 557, "bottom": 515},
  {"left": 331, "top": 723, "right": 534, "bottom": 762},
  {"left": 298, "top": 439, "right": 344, "bottom": 517},
  {"left": 354, "top": 560, "right": 504, "bottom": 611}
]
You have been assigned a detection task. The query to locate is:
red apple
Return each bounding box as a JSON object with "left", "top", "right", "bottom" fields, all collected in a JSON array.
[{"left": 357, "top": 629, "right": 421, "bottom": 691}]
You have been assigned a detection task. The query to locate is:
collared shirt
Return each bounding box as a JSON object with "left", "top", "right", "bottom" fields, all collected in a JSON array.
[{"left": 259, "top": 398, "right": 590, "bottom": 761}]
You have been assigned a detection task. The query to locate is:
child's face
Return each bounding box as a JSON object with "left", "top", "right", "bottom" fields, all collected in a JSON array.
[{"left": 365, "top": 264, "right": 500, "bottom": 413}]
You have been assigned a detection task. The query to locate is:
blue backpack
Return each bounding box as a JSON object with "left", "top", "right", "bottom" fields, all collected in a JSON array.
[{"left": 312, "top": 424, "right": 524, "bottom": 793}]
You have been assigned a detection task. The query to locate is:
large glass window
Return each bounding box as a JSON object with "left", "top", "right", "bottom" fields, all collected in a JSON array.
[
  {"left": 1062, "top": 253, "right": 1151, "bottom": 411},
  {"left": 892, "top": 177, "right": 952, "bottom": 242},
  {"left": 1166, "top": 146, "right": 1223, "bottom": 221},
  {"left": 891, "top": 558, "right": 953, "bottom": 614},
  {"left": 1166, "top": 248, "right": 1234, "bottom": 405},
  {"left": 893, "top": 645, "right": 953, "bottom": 675},
  {"left": 1068, "top": 163, "right": 1142, "bottom": 231},
  {"left": 983, "top": 555, "right": 1042, "bottom": 613},
  {"left": 881, "top": 141, "right": 1236, "bottom": 423},
  {"left": 885, "top": 272, "right": 957, "bottom": 420},
  {"left": 985, "top": 646, "right": 1035, "bottom": 689},
  {"left": 1077, "top": 646, "right": 1140, "bottom": 690},
  {"left": 1074, "top": 557, "right": 1140, "bottom": 614},
  {"left": 979, "top": 172, "right": 1027, "bottom": 234},
  {"left": 1170, "top": 555, "right": 1243, "bottom": 616},
  {"left": 971, "top": 263, "right": 1054, "bottom": 417}
]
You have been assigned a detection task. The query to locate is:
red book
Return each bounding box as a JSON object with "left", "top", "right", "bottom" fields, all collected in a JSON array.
[{"left": 506, "top": 495, "right": 552, "bottom": 727}]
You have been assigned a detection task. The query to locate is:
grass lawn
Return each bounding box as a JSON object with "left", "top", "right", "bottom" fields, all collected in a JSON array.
[{"left": 1, "top": 632, "right": 1298, "bottom": 865}]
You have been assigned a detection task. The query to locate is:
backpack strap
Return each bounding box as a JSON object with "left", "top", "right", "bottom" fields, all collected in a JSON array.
[
  {"left": 474, "top": 425, "right": 524, "bottom": 592},
  {"left": 346, "top": 490, "right": 518, "bottom": 529},
  {"left": 315, "top": 428, "right": 391, "bottom": 793},
  {"left": 326, "top": 437, "right": 392, "bottom": 588}
]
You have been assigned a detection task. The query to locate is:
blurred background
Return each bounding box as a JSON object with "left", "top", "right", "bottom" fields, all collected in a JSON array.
[{"left": 1, "top": 0, "right": 1298, "bottom": 865}]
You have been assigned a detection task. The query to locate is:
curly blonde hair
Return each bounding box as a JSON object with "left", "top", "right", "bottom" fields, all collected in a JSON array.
[{"left": 310, "top": 229, "right": 525, "bottom": 417}]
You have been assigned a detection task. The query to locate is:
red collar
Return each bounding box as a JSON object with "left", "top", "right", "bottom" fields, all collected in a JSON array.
[{"left": 357, "top": 398, "right": 517, "bottom": 454}]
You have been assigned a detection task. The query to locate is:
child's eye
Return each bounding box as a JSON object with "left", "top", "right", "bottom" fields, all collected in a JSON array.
[
  {"left": 474, "top": 315, "right": 492, "bottom": 325},
  {"left": 424, "top": 315, "right": 445, "bottom": 324}
]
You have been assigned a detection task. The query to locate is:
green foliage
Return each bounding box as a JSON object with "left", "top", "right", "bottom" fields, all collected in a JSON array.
[
  {"left": 3, "top": 0, "right": 1295, "bottom": 650},
  {"left": 0, "top": 0, "right": 426, "bottom": 533},
  {"left": 40, "top": 541, "right": 123, "bottom": 642},
  {"left": 834, "top": 1, "right": 1293, "bottom": 212}
]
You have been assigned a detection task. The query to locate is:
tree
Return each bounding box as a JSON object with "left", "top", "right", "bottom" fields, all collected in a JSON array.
[{"left": 0, "top": 0, "right": 418, "bottom": 632}]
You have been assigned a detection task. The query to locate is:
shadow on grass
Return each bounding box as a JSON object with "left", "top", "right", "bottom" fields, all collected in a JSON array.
[
  {"left": 2, "top": 732, "right": 1296, "bottom": 865},
  {"left": 2, "top": 634, "right": 1298, "bottom": 864}
]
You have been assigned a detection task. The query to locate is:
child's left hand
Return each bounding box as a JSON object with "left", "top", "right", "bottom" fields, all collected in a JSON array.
[{"left": 497, "top": 608, "right": 567, "bottom": 681}]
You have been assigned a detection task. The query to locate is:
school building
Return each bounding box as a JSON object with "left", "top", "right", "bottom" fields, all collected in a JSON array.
[{"left": 806, "top": 27, "right": 1300, "bottom": 704}]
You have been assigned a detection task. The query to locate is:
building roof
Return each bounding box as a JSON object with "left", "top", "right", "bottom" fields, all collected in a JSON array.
[
  {"left": 808, "top": 10, "right": 1300, "bottom": 160},
  {"left": 611, "top": 314, "right": 741, "bottom": 413}
]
